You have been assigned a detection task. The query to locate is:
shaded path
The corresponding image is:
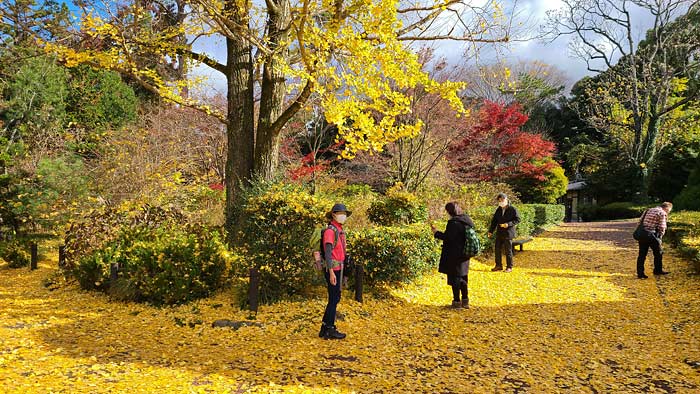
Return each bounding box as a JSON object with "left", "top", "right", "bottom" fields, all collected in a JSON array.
[{"left": 0, "top": 221, "right": 699, "bottom": 393}]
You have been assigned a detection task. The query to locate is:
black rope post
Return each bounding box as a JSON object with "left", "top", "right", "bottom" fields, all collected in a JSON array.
[
  {"left": 30, "top": 242, "right": 38, "bottom": 270},
  {"left": 58, "top": 245, "right": 66, "bottom": 269},
  {"left": 109, "top": 263, "right": 119, "bottom": 286},
  {"left": 354, "top": 263, "right": 363, "bottom": 303},
  {"left": 248, "top": 267, "right": 260, "bottom": 312}
]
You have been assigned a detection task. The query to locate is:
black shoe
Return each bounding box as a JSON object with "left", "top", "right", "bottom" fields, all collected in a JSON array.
[
  {"left": 491, "top": 266, "right": 503, "bottom": 272},
  {"left": 654, "top": 271, "right": 670, "bottom": 275},
  {"left": 318, "top": 324, "right": 328, "bottom": 338},
  {"left": 638, "top": 274, "right": 648, "bottom": 279},
  {"left": 322, "top": 326, "right": 346, "bottom": 340}
]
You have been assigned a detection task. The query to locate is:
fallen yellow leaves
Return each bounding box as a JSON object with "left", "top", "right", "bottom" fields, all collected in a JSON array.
[{"left": 1, "top": 221, "right": 699, "bottom": 393}]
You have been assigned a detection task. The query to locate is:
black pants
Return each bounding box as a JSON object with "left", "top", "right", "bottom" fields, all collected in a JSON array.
[
  {"left": 637, "top": 236, "right": 663, "bottom": 276},
  {"left": 451, "top": 275, "right": 468, "bottom": 302},
  {"left": 494, "top": 237, "right": 514, "bottom": 269},
  {"left": 322, "top": 269, "right": 342, "bottom": 327}
]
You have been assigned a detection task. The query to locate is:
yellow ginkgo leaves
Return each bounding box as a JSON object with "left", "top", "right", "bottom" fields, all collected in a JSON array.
[{"left": 1, "top": 221, "right": 700, "bottom": 393}]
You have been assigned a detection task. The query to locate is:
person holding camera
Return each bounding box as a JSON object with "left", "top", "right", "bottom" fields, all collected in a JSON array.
[
  {"left": 488, "top": 193, "right": 520, "bottom": 273},
  {"left": 636, "top": 202, "right": 672, "bottom": 279}
]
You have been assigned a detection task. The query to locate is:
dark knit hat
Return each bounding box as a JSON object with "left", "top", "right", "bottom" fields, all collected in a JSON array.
[{"left": 496, "top": 193, "right": 508, "bottom": 200}]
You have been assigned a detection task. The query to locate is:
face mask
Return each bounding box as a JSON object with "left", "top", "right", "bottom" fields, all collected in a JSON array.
[
  {"left": 334, "top": 214, "right": 347, "bottom": 224},
  {"left": 498, "top": 200, "right": 508, "bottom": 208}
]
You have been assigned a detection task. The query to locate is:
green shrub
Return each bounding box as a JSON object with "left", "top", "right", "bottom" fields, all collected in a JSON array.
[
  {"left": 665, "top": 211, "right": 700, "bottom": 272},
  {"left": 350, "top": 224, "right": 439, "bottom": 284},
  {"left": 467, "top": 204, "right": 563, "bottom": 251},
  {"left": 76, "top": 224, "right": 233, "bottom": 305},
  {"left": 65, "top": 204, "right": 233, "bottom": 305},
  {"left": 236, "top": 181, "right": 333, "bottom": 303},
  {"left": 467, "top": 206, "right": 497, "bottom": 253},
  {"left": 673, "top": 185, "right": 700, "bottom": 211},
  {"left": 367, "top": 186, "right": 427, "bottom": 226},
  {"left": 63, "top": 204, "right": 186, "bottom": 272},
  {"left": 512, "top": 160, "right": 568, "bottom": 204},
  {"left": 320, "top": 182, "right": 377, "bottom": 232},
  {"left": 0, "top": 241, "right": 30, "bottom": 268},
  {"left": 579, "top": 202, "right": 651, "bottom": 221},
  {"left": 529, "top": 204, "right": 565, "bottom": 229},
  {"left": 417, "top": 180, "right": 519, "bottom": 223},
  {"left": 515, "top": 205, "right": 536, "bottom": 238},
  {"left": 673, "top": 161, "right": 700, "bottom": 211}
]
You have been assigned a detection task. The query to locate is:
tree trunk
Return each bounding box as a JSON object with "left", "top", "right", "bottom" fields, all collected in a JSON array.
[
  {"left": 224, "top": 2, "right": 255, "bottom": 238},
  {"left": 254, "top": 0, "right": 291, "bottom": 180}
]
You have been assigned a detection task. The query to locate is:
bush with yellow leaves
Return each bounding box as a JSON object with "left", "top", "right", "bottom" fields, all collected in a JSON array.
[
  {"left": 0, "top": 240, "right": 31, "bottom": 268},
  {"left": 76, "top": 223, "right": 233, "bottom": 305},
  {"left": 350, "top": 224, "right": 439, "bottom": 284},
  {"left": 367, "top": 184, "right": 427, "bottom": 226},
  {"left": 66, "top": 204, "right": 234, "bottom": 305},
  {"left": 235, "top": 180, "right": 333, "bottom": 303}
]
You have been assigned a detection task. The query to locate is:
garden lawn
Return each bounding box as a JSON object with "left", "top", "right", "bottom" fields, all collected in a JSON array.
[{"left": 1, "top": 221, "right": 699, "bottom": 393}]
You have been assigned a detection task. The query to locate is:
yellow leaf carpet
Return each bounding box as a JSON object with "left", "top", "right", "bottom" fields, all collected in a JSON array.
[{"left": 1, "top": 221, "right": 699, "bottom": 393}]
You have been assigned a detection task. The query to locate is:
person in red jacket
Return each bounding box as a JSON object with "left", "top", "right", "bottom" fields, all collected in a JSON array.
[{"left": 319, "top": 203, "right": 350, "bottom": 340}]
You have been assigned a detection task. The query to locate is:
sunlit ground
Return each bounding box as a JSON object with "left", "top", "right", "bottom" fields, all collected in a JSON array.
[{"left": 1, "top": 221, "right": 699, "bottom": 393}]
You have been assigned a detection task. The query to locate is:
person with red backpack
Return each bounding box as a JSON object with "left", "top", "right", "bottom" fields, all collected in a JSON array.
[{"left": 318, "top": 203, "right": 350, "bottom": 340}]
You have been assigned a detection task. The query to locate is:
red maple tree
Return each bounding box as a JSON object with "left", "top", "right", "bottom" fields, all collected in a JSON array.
[
  {"left": 449, "top": 100, "right": 556, "bottom": 182},
  {"left": 286, "top": 141, "right": 344, "bottom": 181}
]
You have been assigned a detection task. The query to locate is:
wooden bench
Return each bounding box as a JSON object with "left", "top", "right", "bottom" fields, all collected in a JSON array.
[{"left": 511, "top": 237, "right": 533, "bottom": 252}]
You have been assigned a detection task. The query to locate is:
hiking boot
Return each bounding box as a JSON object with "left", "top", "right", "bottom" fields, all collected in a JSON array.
[
  {"left": 461, "top": 299, "right": 470, "bottom": 309},
  {"left": 654, "top": 271, "right": 670, "bottom": 275},
  {"left": 638, "top": 274, "right": 648, "bottom": 279},
  {"left": 491, "top": 266, "right": 503, "bottom": 272},
  {"left": 318, "top": 324, "right": 329, "bottom": 338},
  {"left": 322, "top": 326, "right": 346, "bottom": 340},
  {"left": 504, "top": 268, "right": 513, "bottom": 273},
  {"left": 451, "top": 301, "right": 462, "bottom": 309}
]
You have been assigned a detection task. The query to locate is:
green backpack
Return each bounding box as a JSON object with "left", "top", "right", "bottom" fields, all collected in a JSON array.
[
  {"left": 463, "top": 226, "right": 481, "bottom": 258},
  {"left": 309, "top": 224, "right": 340, "bottom": 270}
]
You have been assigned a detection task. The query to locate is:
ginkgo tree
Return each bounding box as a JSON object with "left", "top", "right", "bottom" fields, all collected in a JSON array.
[{"left": 43, "top": 0, "right": 515, "bottom": 230}]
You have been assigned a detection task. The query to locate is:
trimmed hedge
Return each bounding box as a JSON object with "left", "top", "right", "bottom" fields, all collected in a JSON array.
[
  {"left": 673, "top": 186, "right": 700, "bottom": 211},
  {"left": 579, "top": 202, "right": 652, "bottom": 221},
  {"left": 529, "top": 204, "right": 566, "bottom": 229},
  {"left": 467, "top": 204, "right": 564, "bottom": 253},
  {"left": 665, "top": 211, "right": 700, "bottom": 272},
  {"left": 350, "top": 224, "right": 439, "bottom": 284}
]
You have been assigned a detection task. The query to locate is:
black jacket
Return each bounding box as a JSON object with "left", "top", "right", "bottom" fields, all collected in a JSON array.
[
  {"left": 488, "top": 205, "right": 521, "bottom": 240},
  {"left": 434, "top": 214, "right": 475, "bottom": 276}
]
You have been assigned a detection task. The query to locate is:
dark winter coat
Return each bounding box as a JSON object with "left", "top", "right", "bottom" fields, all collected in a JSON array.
[
  {"left": 488, "top": 205, "right": 521, "bottom": 240},
  {"left": 434, "top": 214, "right": 475, "bottom": 276}
]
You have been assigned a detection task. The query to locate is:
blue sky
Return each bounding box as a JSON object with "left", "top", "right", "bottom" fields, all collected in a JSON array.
[
  {"left": 187, "top": 0, "right": 670, "bottom": 94},
  {"left": 58, "top": 0, "right": 674, "bottom": 94}
]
